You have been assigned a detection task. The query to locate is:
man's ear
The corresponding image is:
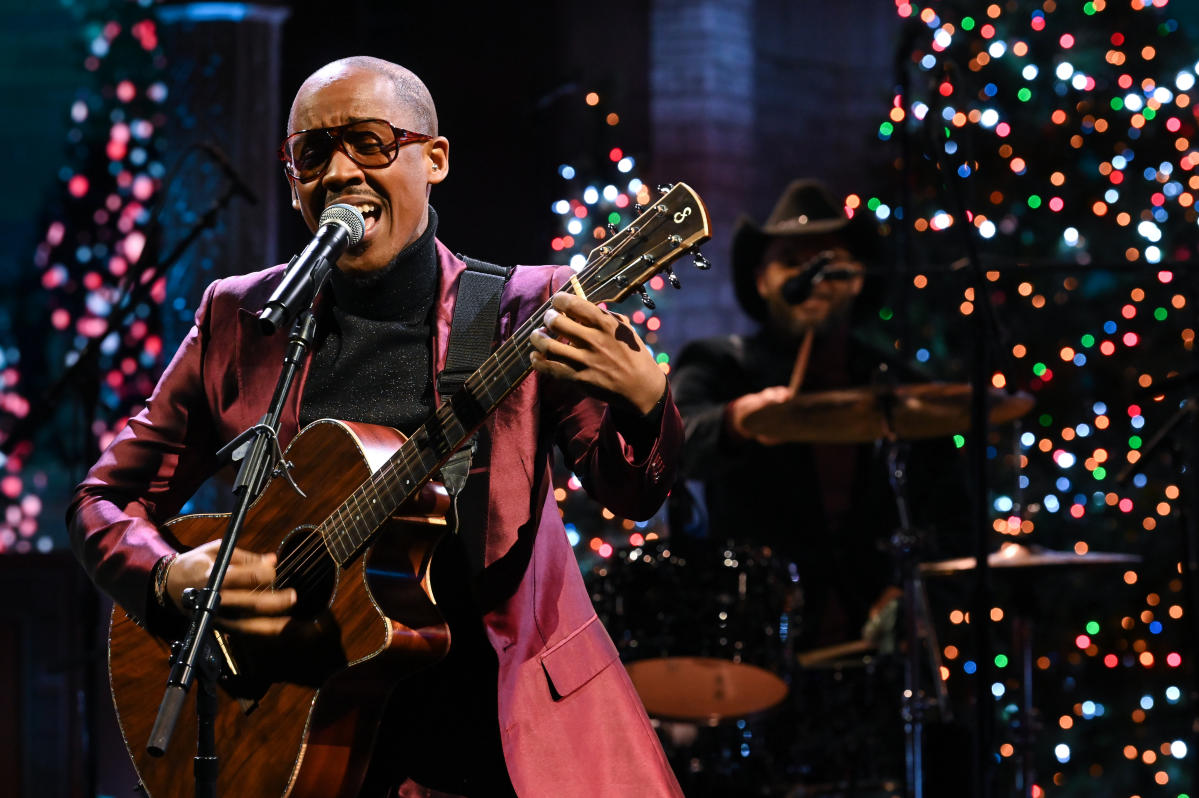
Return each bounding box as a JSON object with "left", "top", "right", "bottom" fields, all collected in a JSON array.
[{"left": 427, "top": 137, "right": 449, "bottom": 184}]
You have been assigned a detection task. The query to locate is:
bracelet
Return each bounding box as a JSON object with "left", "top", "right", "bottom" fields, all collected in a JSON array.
[{"left": 153, "top": 552, "right": 178, "bottom": 609}]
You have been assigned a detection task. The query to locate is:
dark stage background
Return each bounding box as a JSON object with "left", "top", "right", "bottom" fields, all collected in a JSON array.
[{"left": 1, "top": 1, "right": 1197, "bottom": 797}]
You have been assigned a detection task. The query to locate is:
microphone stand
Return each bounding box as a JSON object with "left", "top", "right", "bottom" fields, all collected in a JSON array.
[{"left": 146, "top": 294, "right": 324, "bottom": 798}]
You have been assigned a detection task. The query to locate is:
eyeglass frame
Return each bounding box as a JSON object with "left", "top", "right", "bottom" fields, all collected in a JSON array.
[{"left": 278, "top": 118, "right": 434, "bottom": 183}]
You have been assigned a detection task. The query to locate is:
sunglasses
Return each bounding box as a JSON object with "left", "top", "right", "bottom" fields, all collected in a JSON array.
[{"left": 279, "top": 118, "right": 433, "bottom": 183}]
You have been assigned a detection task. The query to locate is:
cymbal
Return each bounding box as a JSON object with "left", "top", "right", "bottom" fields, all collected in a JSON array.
[
  {"left": 920, "top": 542, "right": 1140, "bottom": 577},
  {"left": 741, "top": 383, "right": 1034, "bottom": 444}
]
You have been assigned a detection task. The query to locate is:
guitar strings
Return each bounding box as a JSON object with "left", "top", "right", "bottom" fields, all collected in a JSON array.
[
  {"left": 246, "top": 208, "right": 693, "bottom": 601},
  {"left": 241, "top": 201, "right": 700, "bottom": 602},
  {"left": 256, "top": 229, "right": 683, "bottom": 602}
]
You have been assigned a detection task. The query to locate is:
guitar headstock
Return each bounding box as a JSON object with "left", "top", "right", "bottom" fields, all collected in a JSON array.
[{"left": 570, "top": 183, "right": 711, "bottom": 306}]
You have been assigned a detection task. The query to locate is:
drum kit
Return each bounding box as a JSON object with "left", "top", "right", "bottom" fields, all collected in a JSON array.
[{"left": 587, "top": 380, "right": 1142, "bottom": 797}]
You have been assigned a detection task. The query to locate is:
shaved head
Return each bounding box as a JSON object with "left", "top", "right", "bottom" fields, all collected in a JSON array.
[{"left": 288, "top": 56, "right": 438, "bottom": 136}]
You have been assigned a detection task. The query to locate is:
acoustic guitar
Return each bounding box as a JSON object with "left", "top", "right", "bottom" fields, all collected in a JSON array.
[{"left": 107, "top": 183, "right": 711, "bottom": 797}]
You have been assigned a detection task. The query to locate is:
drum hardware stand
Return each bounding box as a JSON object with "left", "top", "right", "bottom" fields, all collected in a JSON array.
[{"left": 883, "top": 434, "right": 951, "bottom": 798}]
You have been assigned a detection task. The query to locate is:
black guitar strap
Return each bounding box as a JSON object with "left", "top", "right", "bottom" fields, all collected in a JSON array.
[{"left": 436, "top": 256, "right": 510, "bottom": 506}]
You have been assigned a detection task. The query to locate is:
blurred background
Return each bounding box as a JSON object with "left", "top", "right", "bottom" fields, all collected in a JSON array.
[{"left": 0, "top": 1, "right": 1196, "bottom": 796}]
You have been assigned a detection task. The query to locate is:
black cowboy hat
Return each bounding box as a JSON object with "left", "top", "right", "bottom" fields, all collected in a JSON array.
[{"left": 731, "top": 179, "right": 878, "bottom": 322}]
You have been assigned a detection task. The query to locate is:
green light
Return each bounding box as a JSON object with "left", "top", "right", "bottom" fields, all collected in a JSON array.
[
  {"left": 1038, "top": 413, "right": 1053, "bottom": 427},
  {"left": 1032, "top": 362, "right": 1047, "bottom": 377},
  {"left": 1154, "top": 307, "right": 1168, "bottom": 321},
  {"left": 1080, "top": 334, "right": 1095, "bottom": 348},
  {"left": 878, "top": 306, "right": 894, "bottom": 321},
  {"left": 953, "top": 435, "right": 966, "bottom": 449},
  {"left": 1111, "top": 97, "right": 1124, "bottom": 111},
  {"left": 1017, "top": 88, "right": 1032, "bottom": 102},
  {"left": 655, "top": 352, "right": 670, "bottom": 364},
  {"left": 1086, "top": 621, "right": 1100, "bottom": 635},
  {"left": 1143, "top": 107, "right": 1156, "bottom": 120},
  {"left": 962, "top": 16, "right": 975, "bottom": 30},
  {"left": 1027, "top": 195, "right": 1042, "bottom": 209},
  {"left": 1083, "top": 1, "right": 1095, "bottom": 14},
  {"left": 608, "top": 211, "right": 621, "bottom": 225},
  {"left": 994, "top": 654, "right": 1009, "bottom": 668},
  {"left": 880, "top": 122, "right": 894, "bottom": 137},
  {"left": 1093, "top": 466, "right": 1107, "bottom": 480},
  {"left": 1129, "top": 435, "right": 1142, "bottom": 449},
  {"left": 867, "top": 197, "right": 882, "bottom": 211}
]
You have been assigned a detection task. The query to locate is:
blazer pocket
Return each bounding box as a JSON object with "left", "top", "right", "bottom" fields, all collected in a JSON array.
[{"left": 539, "top": 615, "right": 620, "bottom": 700}]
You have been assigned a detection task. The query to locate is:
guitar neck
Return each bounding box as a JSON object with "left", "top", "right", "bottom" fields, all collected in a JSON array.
[{"left": 313, "top": 183, "right": 711, "bottom": 566}]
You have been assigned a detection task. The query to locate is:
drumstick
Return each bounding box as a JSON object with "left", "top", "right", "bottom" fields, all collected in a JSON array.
[{"left": 787, "top": 327, "right": 815, "bottom": 395}]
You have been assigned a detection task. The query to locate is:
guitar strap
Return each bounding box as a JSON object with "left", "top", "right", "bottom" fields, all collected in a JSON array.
[{"left": 436, "top": 256, "right": 510, "bottom": 518}]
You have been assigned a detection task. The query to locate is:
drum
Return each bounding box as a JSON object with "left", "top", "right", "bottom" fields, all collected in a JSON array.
[{"left": 588, "top": 540, "right": 802, "bottom": 721}]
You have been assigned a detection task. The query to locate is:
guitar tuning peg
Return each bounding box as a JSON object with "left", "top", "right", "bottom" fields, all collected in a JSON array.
[
  {"left": 606, "top": 223, "right": 617, "bottom": 235},
  {"left": 665, "top": 268, "right": 681, "bottom": 289},
  {"left": 615, "top": 274, "right": 629, "bottom": 288},
  {"left": 692, "top": 251, "right": 712, "bottom": 270},
  {"left": 656, "top": 183, "right": 675, "bottom": 194},
  {"left": 635, "top": 286, "right": 656, "bottom": 310}
]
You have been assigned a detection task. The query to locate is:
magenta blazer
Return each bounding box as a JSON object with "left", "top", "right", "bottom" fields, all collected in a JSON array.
[{"left": 68, "top": 241, "right": 685, "bottom": 796}]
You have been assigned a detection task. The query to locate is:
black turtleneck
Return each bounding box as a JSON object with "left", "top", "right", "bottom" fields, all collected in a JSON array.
[{"left": 299, "top": 208, "right": 440, "bottom": 434}]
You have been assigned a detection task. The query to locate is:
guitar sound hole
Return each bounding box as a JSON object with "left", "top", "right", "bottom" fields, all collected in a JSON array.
[{"left": 275, "top": 527, "right": 337, "bottom": 620}]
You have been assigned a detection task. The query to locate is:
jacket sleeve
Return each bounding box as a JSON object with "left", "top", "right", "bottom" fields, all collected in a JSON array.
[
  {"left": 534, "top": 266, "right": 684, "bottom": 522},
  {"left": 669, "top": 336, "right": 754, "bottom": 481},
  {"left": 66, "top": 279, "right": 225, "bottom": 622}
]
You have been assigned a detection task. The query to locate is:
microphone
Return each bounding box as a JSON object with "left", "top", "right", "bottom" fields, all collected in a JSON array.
[
  {"left": 258, "top": 204, "right": 365, "bottom": 335},
  {"left": 780, "top": 251, "right": 835, "bottom": 304},
  {"left": 198, "top": 141, "right": 259, "bottom": 205}
]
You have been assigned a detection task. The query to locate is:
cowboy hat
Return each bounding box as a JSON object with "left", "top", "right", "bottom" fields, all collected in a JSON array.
[{"left": 731, "top": 179, "right": 875, "bottom": 321}]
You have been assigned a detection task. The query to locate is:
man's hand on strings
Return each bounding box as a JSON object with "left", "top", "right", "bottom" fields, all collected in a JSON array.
[
  {"left": 530, "top": 292, "right": 666, "bottom": 415},
  {"left": 165, "top": 538, "right": 297, "bottom": 635}
]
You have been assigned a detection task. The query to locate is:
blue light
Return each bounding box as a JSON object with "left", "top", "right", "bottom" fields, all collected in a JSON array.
[
  {"left": 1103, "top": 320, "right": 1117, "bottom": 334},
  {"left": 1054, "top": 744, "right": 1070, "bottom": 763},
  {"left": 553, "top": 200, "right": 570, "bottom": 215},
  {"left": 921, "top": 54, "right": 937, "bottom": 70},
  {"left": 1081, "top": 700, "right": 1097, "bottom": 717},
  {"left": 1092, "top": 401, "right": 1107, "bottom": 414},
  {"left": 1021, "top": 432, "right": 1036, "bottom": 447},
  {"left": 945, "top": 140, "right": 959, "bottom": 154},
  {"left": 1073, "top": 353, "right": 1086, "bottom": 366},
  {"left": 558, "top": 164, "right": 576, "bottom": 179},
  {"left": 1166, "top": 685, "right": 1182, "bottom": 703},
  {"left": 1043, "top": 495, "right": 1060, "bottom": 513},
  {"left": 916, "top": 348, "right": 930, "bottom": 362},
  {"left": 991, "top": 682, "right": 1005, "bottom": 698},
  {"left": 958, "top": 164, "right": 971, "bottom": 178},
  {"left": 994, "top": 496, "right": 1013, "bottom": 513},
  {"left": 1149, "top": 621, "right": 1162, "bottom": 634},
  {"left": 984, "top": 83, "right": 998, "bottom": 97},
  {"left": 582, "top": 187, "right": 599, "bottom": 205},
  {"left": 1133, "top": 473, "right": 1148, "bottom": 488},
  {"left": 1131, "top": 415, "right": 1145, "bottom": 429},
  {"left": 1056, "top": 477, "right": 1071, "bottom": 491},
  {"left": 1140, "top": 694, "right": 1155, "bottom": 710},
  {"left": 964, "top": 660, "right": 977, "bottom": 674}
]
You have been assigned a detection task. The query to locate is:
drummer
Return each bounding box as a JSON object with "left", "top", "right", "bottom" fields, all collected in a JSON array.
[{"left": 671, "top": 179, "right": 938, "bottom": 650}]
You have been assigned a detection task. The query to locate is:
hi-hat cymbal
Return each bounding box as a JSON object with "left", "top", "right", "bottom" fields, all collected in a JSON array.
[
  {"left": 920, "top": 542, "right": 1140, "bottom": 577},
  {"left": 740, "top": 383, "right": 1034, "bottom": 444}
]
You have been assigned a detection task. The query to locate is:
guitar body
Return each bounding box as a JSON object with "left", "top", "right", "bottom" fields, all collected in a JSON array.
[{"left": 108, "top": 419, "right": 452, "bottom": 798}]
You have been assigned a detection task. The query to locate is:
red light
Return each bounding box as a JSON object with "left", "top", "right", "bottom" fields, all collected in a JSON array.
[
  {"left": 1109, "top": 170, "right": 1123, "bottom": 185},
  {"left": 629, "top": 533, "right": 645, "bottom": 547},
  {"left": 598, "top": 543, "right": 613, "bottom": 558},
  {"left": 1122, "top": 332, "right": 1139, "bottom": 347},
  {"left": 1167, "top": 652, "right": 1182, "bottom": 667},
  {"left": 996, "top": 122, "right": 1011, "bottom": 138},
  {"left": 938, "top": 82, "right": 954, "bottom": 97},
  {"left": 1121, "top": 304, "right": 1136, "bottom": 319},
  {"left": 1167, "top": 117, "right": 1182, "bottom": 132},
  {"left": 573, "top": 206, "right": 588, "bottom": 219},
  {"left": 646, "top": 317, "right": 661, "bottom": 331},
  {"left": 1111, "top": 32, "right": 1125, "bottom": 46},
  {"left": 1070, "top": 504, "right": 1086, "bottom": 519},
  {"left": 609, "top": 148, "right": 623, "bottom": 162},
  {"left": 68, "top": 174, "right": 89, "bottom": 197},
  {"left": 1104, "top": 653, "right": 1119, "bottom": 668},
  {"left": 1118, "top": 498, "right": 1133, "bottom": 513},
  {"left": 1158, "top": 270, "right": 1173, "bottom": 283},
  {"left": 1075, "top": 634, "right": 1090, "bottom": 649},
  {"left": 1129, "top": 405, "right": 1142, "bottom": 417},
  {"left": 1099, "top": 340, "right": 1116, "bottom": 356},
  {"left": 1060, "top": 33, "right": 1075, "bottom": 49}
]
